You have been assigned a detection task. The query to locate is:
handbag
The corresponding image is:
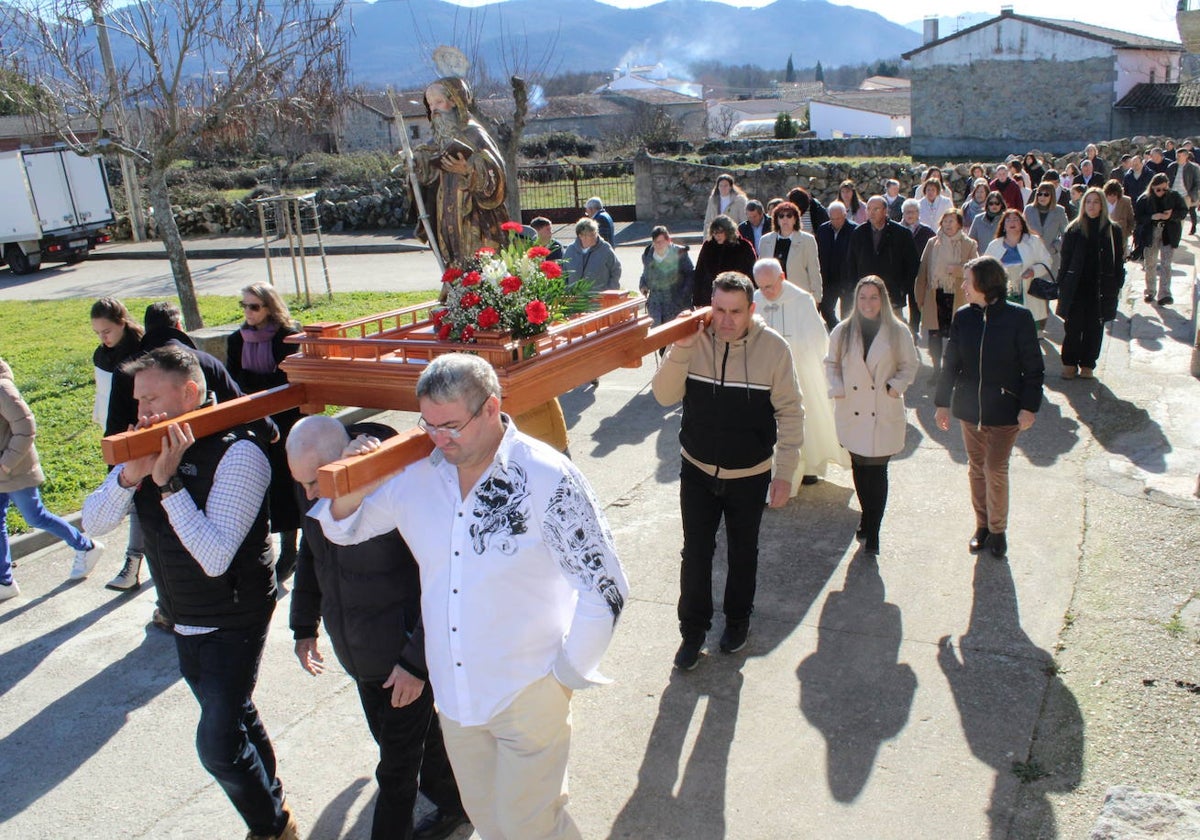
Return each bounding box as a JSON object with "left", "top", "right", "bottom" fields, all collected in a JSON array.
[{"left": 1026, "top": 262, "right": 1059, "bottom": 301}]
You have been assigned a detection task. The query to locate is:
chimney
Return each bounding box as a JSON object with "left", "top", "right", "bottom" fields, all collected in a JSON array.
[
  {"left": 1000, "top": 5, "right": 1014, "bottom": 15},
  {"left": 923, "top": 16, "right": 939, "bottom": 44}
]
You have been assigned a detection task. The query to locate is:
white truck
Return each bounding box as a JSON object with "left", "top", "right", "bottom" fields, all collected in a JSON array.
[{"left": 0, "top": 146, "right": 116, "bottom": 275}]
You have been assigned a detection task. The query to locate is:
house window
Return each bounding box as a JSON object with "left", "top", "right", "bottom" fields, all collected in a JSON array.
[{"left": 410, "top": 125, "right": 420, "bottom": 140}]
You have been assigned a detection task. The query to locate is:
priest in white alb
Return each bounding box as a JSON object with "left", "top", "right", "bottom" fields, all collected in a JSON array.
[{"left": 753, "top": 258, "right": 849, "bottom": 494}]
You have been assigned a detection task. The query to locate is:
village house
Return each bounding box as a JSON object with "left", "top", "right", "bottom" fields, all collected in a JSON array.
[{"left": 902, "top": 9, "right": 1183, "bottom": 157}]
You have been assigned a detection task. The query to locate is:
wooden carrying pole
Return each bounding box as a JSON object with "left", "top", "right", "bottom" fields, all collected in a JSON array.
[
  {"left": 99, "top": 309, "right": 711, "bottom": 493},
  {"left": 100, "top": 384, "right": 306, "bottom": 465}
]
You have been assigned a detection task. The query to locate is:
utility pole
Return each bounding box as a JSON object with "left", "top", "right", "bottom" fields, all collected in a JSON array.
[{"left": 90, "top": 0, "right": 146, "bottom": 241}]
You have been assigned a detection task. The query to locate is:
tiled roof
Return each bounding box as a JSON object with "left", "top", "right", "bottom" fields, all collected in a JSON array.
[
  {"left": 604, "top": 87, "right": 702, "bottom": 105},
  {"left": 809, "top": 89, "right": 911, "bottom": 117},
  {"left": 903, "top": 13, "right": 1181, "bottom": 58},
  {"left": 1114, "top": 81, "right": 1200, "bottom": 109},
  {"left": 710, "top": 98, "right": 810, "bottom": 116}
]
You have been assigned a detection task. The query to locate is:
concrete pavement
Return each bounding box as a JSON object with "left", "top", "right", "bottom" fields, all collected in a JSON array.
[{"left": 0, "top": 241, "right": 1197, "bottom": 838}]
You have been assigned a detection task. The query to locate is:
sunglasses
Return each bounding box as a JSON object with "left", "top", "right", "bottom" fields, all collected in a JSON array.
[
  {"left": 1153, "top": 187, "right": 1168, "bottom": 194},
  {"left": 240, "top": 302, "right": 264, "bottom": 312},
  {"left": 1036, "top": 192, "right": 1053, "bottom": 197},
  {"left": 987, "top": 202, "right": 1003, "bottom": 207},
  {"left": 777, "top": 212, "right": 797, "bottom": 218}
]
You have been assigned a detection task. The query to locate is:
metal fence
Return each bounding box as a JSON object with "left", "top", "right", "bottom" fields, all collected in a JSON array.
[{"left": 517, "top": 161, "right": 636, "bottom": 224}]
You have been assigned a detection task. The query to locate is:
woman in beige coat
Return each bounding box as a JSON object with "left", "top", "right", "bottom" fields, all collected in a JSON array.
[
  {"left": 915, "top": 208, "right": 979, "bottom": 377},
  {"left": 1, "top": 358, "right": 103, "bottom": 600},
  {"left": 702, "top": 173, "right": 749, "bottom": 238},
  {"left": 824, "top": 276, "right": 920, "bottom": 556},
  {"left": 1103, "top": 179, "right": 1134, "bottom": 256}
]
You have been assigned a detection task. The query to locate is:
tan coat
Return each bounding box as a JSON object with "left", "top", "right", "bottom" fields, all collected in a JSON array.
[
  {"left": 0, "top": 358, "right": 44, "bottom": 493},
  {"left": 914, "top": 231, "right": 978, "bottom": 332},
  {"left": 1107, "top": 196, "right": 1135, "bottom": 249},
  {"left": 824, "top": 320, "right": 919, "bottom": 458}
]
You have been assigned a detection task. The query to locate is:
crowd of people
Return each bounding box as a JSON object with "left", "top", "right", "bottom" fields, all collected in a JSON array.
[{"left": 0, "top": 138, "right": 1188, "bottom": 840}]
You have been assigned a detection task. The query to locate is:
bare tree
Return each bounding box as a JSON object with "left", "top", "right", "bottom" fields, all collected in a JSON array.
[
  {"left": 708, "top": 105, "right": 738, "bottom": 140},
  {"left": 6, "top": 0, "right": 346, "bottom": 329}
]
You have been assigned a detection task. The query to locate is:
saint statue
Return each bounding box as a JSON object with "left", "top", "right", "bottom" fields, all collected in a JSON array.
[{"left": 412, "top": 76, "right": 510, "bottom": 267}]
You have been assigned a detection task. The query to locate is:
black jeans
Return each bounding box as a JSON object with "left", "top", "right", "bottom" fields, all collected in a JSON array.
[
  {"left": 850, "top": 454, "right": 890, "bottom": 545},
  {"left": 356, "top": 678, "right": 463, "bottom": 840},
  {"left": 1061, "top": 292, "right": 1103, "bottom": 368},
  {"left": 175, "top": 620, "right": 286, "bottom": 836},
  {"left": 678, "top": 460, "right": 771, "bottom": 639}
]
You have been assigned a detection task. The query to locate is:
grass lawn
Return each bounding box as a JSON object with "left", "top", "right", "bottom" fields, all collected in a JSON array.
[
  {"left": 0, "top": 290, "right": 436, "bottom": 536},
  {"left": 520, "top": 175, "right": 636, "bottom": 209}
]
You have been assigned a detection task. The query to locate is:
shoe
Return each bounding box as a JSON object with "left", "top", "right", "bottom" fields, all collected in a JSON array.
[
  {"left": 1079, "top": 367, "right": 1095, "bottom": 380},
  {"left": 1144, "top": 291, "right": 1155, "bottom": 303},
  {"left": 150, "top": 607, "right": 174, "bottom": 633},
  {"left": 1159, "top": 295, "right": 1174, "bottom": 306},
  {"left": 0, "top": 579, "right": 19, "bottom": 601},
  {"left": 989, "top": 531, "right": 1008, "bottom": 557},
  {"left": 801, "top": 474, "right": 819, "bottom": 486},
  {"left": 968, "top": 527, "right": 990, "bottom": 553},
  {"left": 1061, "top": 365, "right": 1077, "bottom": 380},
  {"left": 719, "top": 622, "right": 750, "bottom": 653},
  {"left": 863, "top": 537, "right": 880, "bottom": 556},
  {"left": 105, "top": 553, "right": 143, "bottom": 591},
  {"left": 68, "top": 539, "right": 104, "bottom": 580},
  {"left": 413, "top": 808, "right": 470, "bottom": 840},
  {"left": 673, "top": 637, "right": 704, "bottom": 671},
  {"left": 246, "top": 804, "right": 299, "bottom": 840}
]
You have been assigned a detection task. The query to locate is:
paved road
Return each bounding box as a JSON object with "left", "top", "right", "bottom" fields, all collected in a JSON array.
[
  {"left": 0, "top": 231, "right": 668, "bottom": 302},
  {"left": 1, "top": 248, "right": 1197, "bottom": 839}
]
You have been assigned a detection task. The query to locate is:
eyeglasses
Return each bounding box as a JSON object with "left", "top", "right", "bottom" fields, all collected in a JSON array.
[
  {"left": 239, "top": 302, "right": 263, "bottom": 312},
  {"left": 417, "top": 400, "right": 485, "bottom": 440}
]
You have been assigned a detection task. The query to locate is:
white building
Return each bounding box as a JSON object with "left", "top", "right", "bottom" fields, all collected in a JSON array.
[{"left": 807, "top": 90, "right": 911, "bottom": 140}]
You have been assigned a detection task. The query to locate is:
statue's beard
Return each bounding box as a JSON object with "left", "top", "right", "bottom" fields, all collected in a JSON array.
[{"left": 431, "top": 110, "right": 460, "bottom": 143}]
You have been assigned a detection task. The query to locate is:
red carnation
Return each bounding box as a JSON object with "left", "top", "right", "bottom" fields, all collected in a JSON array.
[
  {"left": 432, "top": 308, "right": 447, "bottom": 325},
  {"left": 527, "top": 245, "right": 551, "bottom": 259},
  {"left": 501, "top": 221, "right": 524, "bottom": 233},
  {"left": 441, "top": 267, "right": 464, "bottom": 284},
  {"left": 525, "top": 299, "right": 549, "bottom": 325},
  {"left": 460, "top": 291, "right": 481, "bottom": 308},
  {"left": 437, "top": 323, "right": 452, "bottom": 340},
  {"left": 462, "top": 271, "right": 481, "bottom": 287},
  {"left": 540, "top": 260, "right": 562, "bottom": 279},
  {"left": 501, "top": 275, "right": 523, "bottom": 294},
  {"left": 475, "top": 247, "right": 496, "bottom": 258},
  {"left": 461, "top": 325, "right": 475, "bottom": 341},
  {"left": 477, "top": 306, "right": 501, "bottom": 328}
]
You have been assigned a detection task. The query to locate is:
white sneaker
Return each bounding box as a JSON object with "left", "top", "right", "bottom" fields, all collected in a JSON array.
[
  {"left": 0, "top": 580, "right": 19, "bottom": 601},
  {"left": 105, "top": 553, "right": 143, "bottom": 591},
  {"left": 68, "top": 539, "right": 105, "bottom": 580}
]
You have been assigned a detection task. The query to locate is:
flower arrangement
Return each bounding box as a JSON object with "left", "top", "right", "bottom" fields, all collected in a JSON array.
[{"left": 433, "top": 221, "right": 590, "bottom": 344}]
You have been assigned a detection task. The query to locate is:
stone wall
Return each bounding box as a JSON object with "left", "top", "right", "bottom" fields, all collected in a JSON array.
[
  {"left": 637, "top": 152, "right": 956, "bottom": 224},
  {"left": 111, "top": 182, "right": 409, "bottom": 240},
  {"left": 694, "top": 136, "right": 911, "bottom": 166},
  {"left": 911, "top": 57, "right": 1115, "bottom": 158},
  {"left": 1113, "top": 109, "right": 1200, "bottom": 144}
]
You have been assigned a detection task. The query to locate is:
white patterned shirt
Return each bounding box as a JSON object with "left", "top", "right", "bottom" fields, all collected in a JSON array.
[{"left": 313, "top": 417, "right": 629, "bottom": 726}]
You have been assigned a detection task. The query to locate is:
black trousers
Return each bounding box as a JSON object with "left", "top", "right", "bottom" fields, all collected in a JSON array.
[
  {"left": 1061, "top": 293, "right": 1104, "bottom": 368},
  {"left": 850, "top": 454, "right": 890, "bottom": 545},
  {"left": 356, "top": 678, "right": 463, "bottom": 840},
  {"left": 678, "top": 460, "right": 771, "bottom": 639}
]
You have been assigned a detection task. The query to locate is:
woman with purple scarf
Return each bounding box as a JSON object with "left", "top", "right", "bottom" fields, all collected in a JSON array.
[{"left": 226, "top": 283, "right": 303, "bottom": 581}]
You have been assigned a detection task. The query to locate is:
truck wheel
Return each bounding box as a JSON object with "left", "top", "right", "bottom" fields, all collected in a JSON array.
[{"left": 5, "top": 245, "right": 40, "bottom": 276}]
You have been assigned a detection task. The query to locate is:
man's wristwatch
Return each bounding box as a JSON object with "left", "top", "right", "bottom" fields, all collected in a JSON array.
[{"left": 158, "top": 474, "right": 184, "bottom": 497}]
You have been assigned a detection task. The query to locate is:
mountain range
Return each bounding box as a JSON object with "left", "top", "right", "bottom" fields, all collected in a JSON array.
[{"left": 344, "top": 0, "right": 922, "bottom": 87}]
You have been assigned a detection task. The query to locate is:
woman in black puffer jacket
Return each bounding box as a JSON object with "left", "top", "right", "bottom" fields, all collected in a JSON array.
[
  {"left": 1056, "top": 186, "right": 1125, "bottom": 380},
  {"left": 935, "top": 256, "right": 1045, "bottom": 559}
]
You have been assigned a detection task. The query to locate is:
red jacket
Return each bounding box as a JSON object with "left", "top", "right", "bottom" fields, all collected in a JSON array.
[{"left": 990, "top": 177, "right": 1024, "bottom": 211}]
